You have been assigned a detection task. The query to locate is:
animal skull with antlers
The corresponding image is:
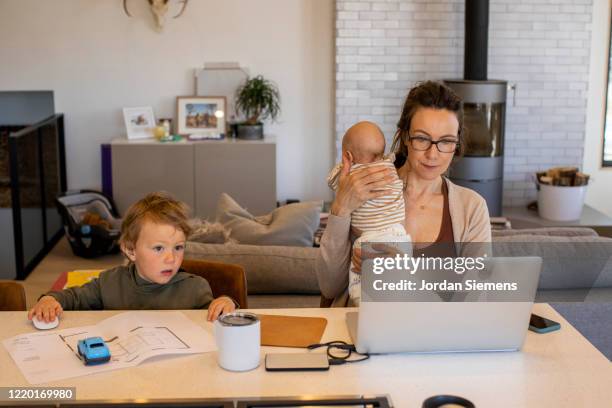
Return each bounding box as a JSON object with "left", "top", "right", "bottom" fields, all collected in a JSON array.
[{"left": 123, "top": 0, "right": 189, "bottom": 31}]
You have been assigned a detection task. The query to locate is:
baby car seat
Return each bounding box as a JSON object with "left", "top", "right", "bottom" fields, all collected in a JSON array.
[{"left": 56, "top": 190, "right": 122, "bottom": 258}]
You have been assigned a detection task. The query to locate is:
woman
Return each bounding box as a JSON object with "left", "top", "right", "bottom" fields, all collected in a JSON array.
[{"left": 317, "top": 81, "right": 491, "bottom": 306}]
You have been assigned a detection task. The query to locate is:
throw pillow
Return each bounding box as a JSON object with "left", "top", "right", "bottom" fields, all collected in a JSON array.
[
  {"left": 216, "top": 193, "right": 322, "bottom": 247},
  {"left": 189, "top": 219, "right": 236, "bottom": 244}
]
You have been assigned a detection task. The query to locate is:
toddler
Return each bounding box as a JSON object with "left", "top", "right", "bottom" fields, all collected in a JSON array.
[{"left": 28, "top": 191, "right": 236, "bottom": 322}]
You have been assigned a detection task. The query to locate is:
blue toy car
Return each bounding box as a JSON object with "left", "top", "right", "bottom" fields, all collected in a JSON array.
[{"left": 77, "top": 337, "right": 111, "bottom": 365}]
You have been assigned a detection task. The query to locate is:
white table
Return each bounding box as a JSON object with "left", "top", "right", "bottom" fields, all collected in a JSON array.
[{"left": 1, "top": 305, "right": 611, "bottom": 407}]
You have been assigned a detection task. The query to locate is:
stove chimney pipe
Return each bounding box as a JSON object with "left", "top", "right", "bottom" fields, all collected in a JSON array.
[{"left": 464, "top": 0, "right": 489, "bottom": 81}]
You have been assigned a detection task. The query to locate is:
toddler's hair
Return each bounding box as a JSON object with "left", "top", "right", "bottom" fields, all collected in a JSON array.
[{"left": 119, "top": 191, "right": 192, "bottom": 249}]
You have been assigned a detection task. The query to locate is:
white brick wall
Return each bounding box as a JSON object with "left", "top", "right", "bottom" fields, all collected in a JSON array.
[{"left": 336, "top": 0, "right": 593, "bottom": 206}]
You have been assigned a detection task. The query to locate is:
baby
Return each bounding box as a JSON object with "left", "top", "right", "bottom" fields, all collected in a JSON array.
[
  {"left": 327, "top": 121, "right": 411, "bottom": 304},
  {"left": 28, "top": 191, "right": 236, "bottom": 322}
]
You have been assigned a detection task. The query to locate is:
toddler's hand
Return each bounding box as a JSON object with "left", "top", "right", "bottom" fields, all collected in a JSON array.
[
  {"left": 207, "top": 296, "right": 236, "bottom": 321},
  {"left": 28, "top": 295, "right": 63, "bottom": 323}
]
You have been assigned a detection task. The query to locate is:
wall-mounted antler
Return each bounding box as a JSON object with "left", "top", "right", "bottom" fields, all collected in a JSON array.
[{"left": 123, "top": 0, "right": 189, "bottom": 31}]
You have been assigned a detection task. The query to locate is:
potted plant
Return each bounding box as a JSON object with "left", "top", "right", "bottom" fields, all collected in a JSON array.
[{"left": 234, "top": 75, "right": 280, "bottom": 139}]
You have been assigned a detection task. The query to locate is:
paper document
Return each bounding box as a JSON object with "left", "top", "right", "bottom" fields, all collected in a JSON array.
[{"left": 3, "top": 311, "right": 216, "bottom": 384}]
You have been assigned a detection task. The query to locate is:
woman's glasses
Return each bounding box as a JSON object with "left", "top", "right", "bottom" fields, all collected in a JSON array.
[{"left": 408, "top": 135, "right": 459, "bottom": 153}]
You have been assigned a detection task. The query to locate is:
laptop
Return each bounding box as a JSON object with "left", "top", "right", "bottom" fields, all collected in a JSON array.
[{"left": 346, "top": 256, "right": 542, "bottom": 354}]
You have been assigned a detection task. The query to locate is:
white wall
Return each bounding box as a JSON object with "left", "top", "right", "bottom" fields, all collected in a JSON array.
[
  {"left": 0, "top": 0, "right": 334, "bottom": 203},
  {"left": 584, "top": 0, "right": 612, "bottom": 217}
]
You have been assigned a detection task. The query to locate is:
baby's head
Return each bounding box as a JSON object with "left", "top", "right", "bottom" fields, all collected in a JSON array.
[
  {"left": 119, "top": 191, "right": 192, "bottom": 284},
  {"left": 342, "top": 121, "right": 386, "bottom": 164}
]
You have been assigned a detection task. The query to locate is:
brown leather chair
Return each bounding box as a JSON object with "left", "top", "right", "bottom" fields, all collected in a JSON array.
[
  {"left": 0, "top": 281, "right": 27, "bottom": 311},
  {"left": 181, "top": 259, "right": 248, "bottom": 309}
]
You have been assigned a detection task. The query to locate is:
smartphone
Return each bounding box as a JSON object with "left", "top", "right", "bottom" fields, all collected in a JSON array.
[
  {"left": 265, "top": 353, "right": 330, "bottom": 371},
  {"left": 529, "top": 313, "right": 561, "bottom": 334}
]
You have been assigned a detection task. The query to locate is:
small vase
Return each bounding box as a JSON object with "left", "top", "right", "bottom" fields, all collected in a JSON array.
[{"left": 237, "top": 124, "right": 264, "bottom": 140}]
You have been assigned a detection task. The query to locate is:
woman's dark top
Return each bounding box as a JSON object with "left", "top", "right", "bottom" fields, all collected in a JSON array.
[{"left": 414, "top": 180, "right": 457, "bottom": 258}]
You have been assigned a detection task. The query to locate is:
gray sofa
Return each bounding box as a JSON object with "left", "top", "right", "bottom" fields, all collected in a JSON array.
[
  {"left": 493, "top": 228, "right": 612, "bottom": 303},
  {"left": 185, "top": 241, "right": 320, "bottom": 308},
  {"left": 185, "top": 227, "right": 612, "bottom": 307}
]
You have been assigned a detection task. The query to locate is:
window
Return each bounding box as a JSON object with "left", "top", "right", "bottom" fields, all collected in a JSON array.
[{"left": 604, "top": 9, "right": 612, "bottom": 167}]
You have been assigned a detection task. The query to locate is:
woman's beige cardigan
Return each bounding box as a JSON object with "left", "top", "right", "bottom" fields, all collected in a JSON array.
[{"left": 316, "top": 177, "right": 492, "bottom": 307}]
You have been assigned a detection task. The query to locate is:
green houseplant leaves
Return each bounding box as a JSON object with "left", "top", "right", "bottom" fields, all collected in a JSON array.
[{"left": 235, "top": 75, "right": 281, "bottom": 126}]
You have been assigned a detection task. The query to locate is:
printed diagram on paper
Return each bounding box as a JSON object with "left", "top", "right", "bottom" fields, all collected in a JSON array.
[
  {"left": 61, "top": 325, "right": 189, "bottom": 363},
  {"left": 3, "top": 311, "right": 216, "bottom": 384}
]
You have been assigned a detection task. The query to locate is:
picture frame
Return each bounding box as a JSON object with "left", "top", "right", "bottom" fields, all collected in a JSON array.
[
  {"left": 122, "top": 106, "right": 156, "bottom": 140},
  {"left": 176, "top": 96, "right": 226, "bottom": 137}
]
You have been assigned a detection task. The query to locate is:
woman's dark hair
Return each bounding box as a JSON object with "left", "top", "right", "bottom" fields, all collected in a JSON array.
[{"left": 391, "top": 81, "right": 465, "bottom": 168}]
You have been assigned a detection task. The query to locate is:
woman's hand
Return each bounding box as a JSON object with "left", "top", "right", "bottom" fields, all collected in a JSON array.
[
  {"left": 351, "top": 243, "right": 410, "bottom": 275},
  {"left": 28, "top": 295, "right": 63, "bottom": 323},
  {"left": 207, "top": 296, "right": 236, "bottom": 321},
  {"left": 330, "top": 154, "right": 397, "bottom": 218}
]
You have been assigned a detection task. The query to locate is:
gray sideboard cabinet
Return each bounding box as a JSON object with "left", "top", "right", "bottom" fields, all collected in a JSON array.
[{"left": 109, "top": 138, "right": 276, "bottom": 219}]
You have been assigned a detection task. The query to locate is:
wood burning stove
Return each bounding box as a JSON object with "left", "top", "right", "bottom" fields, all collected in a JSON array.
[{"left": 445, "top": 0, "right": 507, "bottom": 216}]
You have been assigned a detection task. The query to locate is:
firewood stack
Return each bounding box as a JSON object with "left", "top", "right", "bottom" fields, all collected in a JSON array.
[{"left": 536, "top": 167, "right": 590, "bottom": 187}]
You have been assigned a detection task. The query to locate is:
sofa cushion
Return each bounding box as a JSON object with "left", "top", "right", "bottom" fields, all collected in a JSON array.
[
  {"left": 493, "top": 235, "right": 612, "bottom": 290},
  {"left": 185, "top": 241, "right": 319, "bottom": 294},
  {"left": 492, "top": 227, "right": 598, "bottom": 238},
  {"left": 216, "top": 193, "right": 323, "bottom": 247}
]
